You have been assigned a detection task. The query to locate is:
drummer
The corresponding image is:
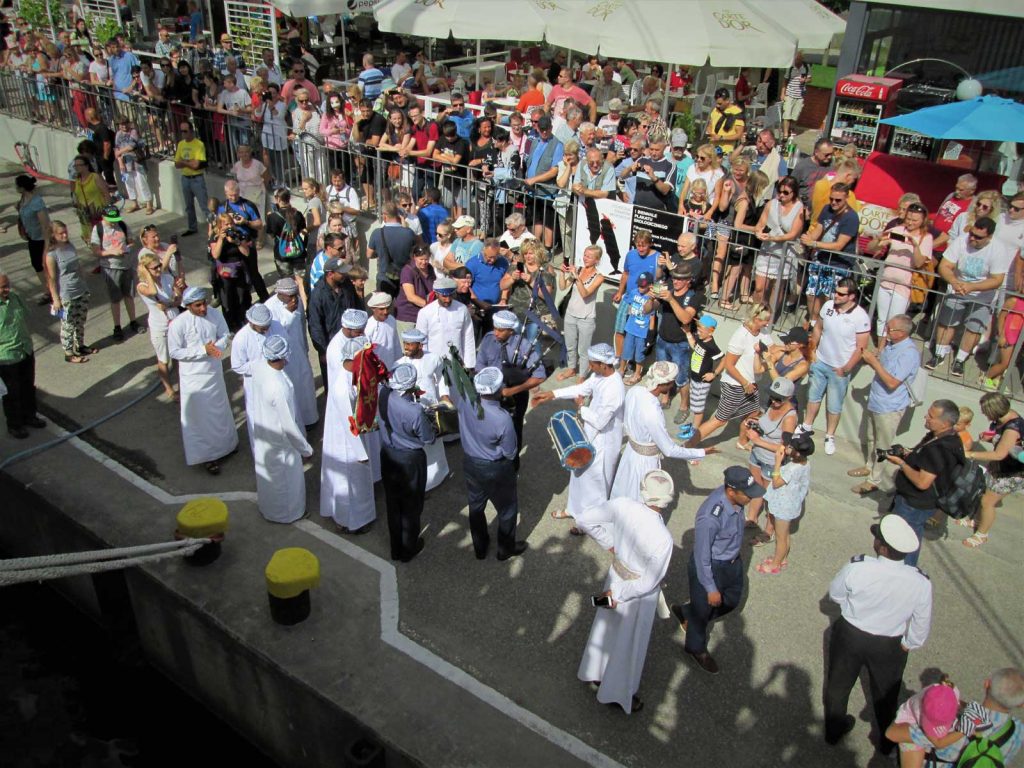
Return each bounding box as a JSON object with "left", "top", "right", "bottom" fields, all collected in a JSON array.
[
  {"left": 477, "top": 309, "right": 547, "bottom": 471},
  {"left": 532, "top": 343, "right": 625, "bottom": 536},
  {"left": 396, "top": 327, "right": 452, "bottom": 491}
]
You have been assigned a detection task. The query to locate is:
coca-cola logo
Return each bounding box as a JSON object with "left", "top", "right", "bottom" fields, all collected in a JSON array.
[{"left": 838, "top": 81, "right": 884, "bottom": 100}]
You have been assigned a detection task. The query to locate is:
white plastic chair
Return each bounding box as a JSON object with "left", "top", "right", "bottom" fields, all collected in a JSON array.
[{"left": 747, "top": 82, "right": 770, "bottom": 121}]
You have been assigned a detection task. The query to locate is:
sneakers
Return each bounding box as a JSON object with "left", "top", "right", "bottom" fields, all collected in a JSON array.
[
  {"left": 673, "top": 409, "right": 690, "bottom": 425},
  {"left": 982, "top": 377, "right": 1000, "bottom": 390},
  {"left": 794, "top": 424, "right": 814, "bottom": 437},
  {"left": 129, "top": 320, "right": 145, "bottom": 335},
  {"left": 950, "top": 359, "right": 965, "bottom": 377},
  {"left": 824, "top": 435, "right": 836, "bottom": 456},
  {"left": 111, "top": 325, "right": 125, "bottom": 341},
  {"left": 923, "top": 354, "right": 945, "bottom": 371}
]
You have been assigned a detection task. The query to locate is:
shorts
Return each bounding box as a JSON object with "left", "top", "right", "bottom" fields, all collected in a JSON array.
[
  {"left": 274, "top": 256, "right": 308, "bottom": 279},
  {"left": 655, "top": 337, "right": 691, "bottom": 386},
  {"left": 714, "top": 381, "right": 760, "bottom": 422},
  {"left": 805, "top": 261, "right": 851, "bottom": 298},
  {"left": 782, "top": 96, "right": 804, "bottom": 122},
  {"left": 621, "top": 332, "right": 647, "bottom": 363},
  {"left": 28, "top": 239, "right": 46, "bottom": 273},
  {"left": 102, "top": 267, "right": 135, "bottom": 303},
  {"left": 614, "top": 298, "right": 632, "bottom": 334},
  {"left": 986, "top": 471, "right": 1023, "bottom": 496},
  {"left": 807, "top": 359, "right": 851, "bottom": 414},
  {"left": 755, "top": 247, "right": 794, "bottom": 281},
  {"left": 689, "top": 378, "right": 712, "bottom": 414},
  {"left": 528, "top": 197, "right": 557, "bottom": 230},
  {"left": 936, "top": 293, "right": 995, "bottom": 334},
  {"left": 748, "top": 452, "right": 775, "bottom": 477}
]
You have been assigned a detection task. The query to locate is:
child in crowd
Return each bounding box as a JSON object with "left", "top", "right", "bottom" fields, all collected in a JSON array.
[
  {"left": 619, "top": 271, "right": 657, "bottom": 386},
  {"left": 757, "top": 431, "right": 813, "bottom": 575},
  {"left": 957, "top": 405, "right": 975, "bottom": 451},
  {"left": 683, "top": 314, "right": 724, "bottom": 435},
  {"left": 886, "top": 680, "right": 967, "bottom": 768}
]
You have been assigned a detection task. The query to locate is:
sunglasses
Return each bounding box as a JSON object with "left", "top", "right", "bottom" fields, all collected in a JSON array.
[
  {"left": 1011, "top": 205, "right": 1024, "bottom": 213},
  {"left": 968, "top": 232, "right": 988, "bottom": 240},
  {"left": 829, "top": 197, "right": 846, "bottom": 203},
  {"left": 906, "top": 203, "right": 927, "bottom": 214},
  {"left": 834, "top": 290, "right": 851, "bottom": 297}
]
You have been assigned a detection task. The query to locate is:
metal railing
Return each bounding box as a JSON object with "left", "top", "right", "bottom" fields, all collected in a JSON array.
[{"left": 1, "top": 67, "right": 1019, "bottom": 399}]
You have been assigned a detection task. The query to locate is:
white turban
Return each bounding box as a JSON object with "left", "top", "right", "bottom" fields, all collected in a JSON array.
[
  {"left": 492, "top": 310, "right": 519, "bottom": 330},
  {"left": 263, "top": 334, "right": 289, "bottom": 361},
  {"left": 401, "top": 328, "right": 427, "bottom": 343},
  {"left": 274, "top": 278, "right": 299, "bottom": 296},
  {"left": 341, "top": 336, "right": 368, "bottom": 361},
  {"left": 389, "top": 363, "right": 418, "bottom": 391},
  {"left": 342, "top": 309, "right": 368, "bottom": 330},
  {"left": 474, "top": 366, "right": 504, "bottom": 395},
  {"left": 246, "top": 303, "right": 273, "bottom": 327},
  {"left": 643, "top": 360, "right": 678, "bottom": 387},
  {"left": 586, "top": 343, "right": 617, "bottom": 366},
  {"left": 640, "top": 469, "right": 675, "bottom": 509},
  {"left": 366, "top": 291, "right": 393, "bottom": 308},
  {"left": 182, "top": 286, "right": 208, "bottom": 304}
]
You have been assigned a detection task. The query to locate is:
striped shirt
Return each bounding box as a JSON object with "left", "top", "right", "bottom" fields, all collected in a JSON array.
[
  {"left": 785, "top": 64, "right": 809, "bottom": 99},
  {"left": 358, "top": 67, "right": 385, "bottom": 99}
]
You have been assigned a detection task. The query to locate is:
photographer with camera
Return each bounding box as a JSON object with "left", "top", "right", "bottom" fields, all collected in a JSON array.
[
  {"left": 885, "top": 399, "right": 964, "bottom": 567},
  {"left": 743, "top": 377, "right": 800, "bottom": 542},
  {"left": 848, "top": 315, "right": 921, "bottom": 496}
]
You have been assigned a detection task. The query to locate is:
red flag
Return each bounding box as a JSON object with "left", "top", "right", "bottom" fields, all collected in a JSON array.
[{"left": 348, "top": 342, "right": 389, "bottom": 436}]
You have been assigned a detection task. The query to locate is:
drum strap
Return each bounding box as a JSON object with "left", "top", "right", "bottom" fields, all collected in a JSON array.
[{"left": 628, "top": 437, "right": 662, "bottom": 458}]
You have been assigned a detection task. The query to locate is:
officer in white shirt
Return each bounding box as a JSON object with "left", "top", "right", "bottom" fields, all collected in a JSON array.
[{"left": 823, "top": 514, "right": 933, "bottom": 754}]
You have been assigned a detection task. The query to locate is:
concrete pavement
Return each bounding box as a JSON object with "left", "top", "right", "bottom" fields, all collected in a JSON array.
[{"left": 0, "top": 169, "right": 1021, "bottom": 768}]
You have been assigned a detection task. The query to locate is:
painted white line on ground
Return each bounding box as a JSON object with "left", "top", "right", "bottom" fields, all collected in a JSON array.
[{"left": 61, "top": 431, "right": 627, "bottom": 768}]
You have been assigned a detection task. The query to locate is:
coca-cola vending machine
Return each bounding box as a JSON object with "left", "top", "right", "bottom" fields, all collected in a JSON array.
[{"left": 829, "top": 75, "right": 904, "bottom": 159}]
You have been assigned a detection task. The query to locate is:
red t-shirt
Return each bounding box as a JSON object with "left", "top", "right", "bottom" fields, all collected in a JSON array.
[
  {"left": 933, "top": 193, "right": 972, "bottom": 251},
  {"left": 515, "top": 88, "right": 545, "bottom": 115},
  {"left": 545, "top": 84, "right": 592, "bottom": 118}
]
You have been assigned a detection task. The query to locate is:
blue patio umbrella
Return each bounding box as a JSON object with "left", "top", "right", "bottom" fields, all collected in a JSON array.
[
  {"left": 879, "top": 95, "right": 1024, "bottom": 143},
  {"left": 977, "top": 66, "right": 1024, "bottom": 94}
]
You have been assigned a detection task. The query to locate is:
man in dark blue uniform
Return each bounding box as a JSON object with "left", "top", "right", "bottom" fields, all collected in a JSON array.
[
  {"left": 458, "top": 367, "right": 527, "bottom": 561},
  {"left": 378, "top": 363, "right": 437, "bottom": 563},
  {"left": 475, "top": 309, "right": 546, "bottom": 470},
  {"left": 670, "top": 466, "right": 765, "bottom": 674}
]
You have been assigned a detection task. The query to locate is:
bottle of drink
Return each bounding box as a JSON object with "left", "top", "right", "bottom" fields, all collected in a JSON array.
[
  {"left": 453, "top": 74, "right": 466, "bottom": 94},
  {"left": 786, "top": 133, "right": 797, "bottom": 162}
]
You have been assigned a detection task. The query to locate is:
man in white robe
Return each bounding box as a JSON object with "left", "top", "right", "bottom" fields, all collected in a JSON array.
[
  {"left": 230, "top": 303, "right": 283, "bottom": 453},
  {"left": 365, "top": 291, "right": 400, "bottom": 369},
  {"left": 319, "top": 334, "right": 376, "bottom": 532},
  {"left": 396, "top": 327, "right": 450, "bottom": 490},
  {"left": 610, "top": 361, "right": 711, "bottom": 502},
  {"left": 168, "top": 286, "right": 238, "bottom": 474},
  {"left": 265, "top": 277, "right": 318, "bottom": 428},
  {"left": 415, "top": 276, "right": 476, "bottom": 369},
  {"left": 250, "top": 335, "right": 313, "bottom": 523},
  {"left": 531, "top": 343, "right": 624, "bottom": 529},
  {"left": 576, "top": 469, "right": 675, "bottom": 714}
]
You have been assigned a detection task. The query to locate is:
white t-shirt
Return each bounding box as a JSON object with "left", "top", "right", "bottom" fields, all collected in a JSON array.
[
  {"left": 218, "top": 87, "right": 250, "bottom": 114},
  {"left": 721, "top": 325, "right": 759, "bottom": 387},
  {"left": 685, "top": 165, "right": 724, "bottom": 195},
  {"left": 88, "top": 60, "right": 109, "bottom": 83},
  {"left": 996, "top": 211, "right": 1024, "bottom": 287},
  {"left": 816, "top": 300, "right": 870, "bottom": 368},
  {"left": 943, "top": 233, "right": 1011, "bottom": 294}
]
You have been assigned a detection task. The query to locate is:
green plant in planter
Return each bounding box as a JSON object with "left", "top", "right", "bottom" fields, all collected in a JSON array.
[
  {"left": 18, "top": 0, "right": 64, "bottom": 38},
  {"left": 88, "top": 14, "right": 125, "bottom": 45},
  {"left": 670, "top": 110, "right": 697, "bottom": 143}
]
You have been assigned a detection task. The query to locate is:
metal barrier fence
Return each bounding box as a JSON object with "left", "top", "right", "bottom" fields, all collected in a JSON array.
[{"left": 1, "top": 68, "right": 1019, "bottom": 399}]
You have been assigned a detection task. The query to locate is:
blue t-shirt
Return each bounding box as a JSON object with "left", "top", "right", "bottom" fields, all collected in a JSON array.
[
  {"left": 358, "top": 67, "right": 385, "bottom": 99},
  {"left": 466, "top": 255, "right": 509, "bottom": 304},
  {"left": 445, "top": 110, "right": 476, "bottom": 141},
  {"left": 451, "top": 237, "right": 484, "bottom": 264},
  {"left": 622, "top": 249, "right": 658, "bottom": 293},
  {"left": 816, "top": 206, "right": 860, "bottom": 258},
  {"left": 417, "top": 203, "right": 449, "bottom": 245},
  {"left": 624, "top": 290, "right": 652, "bottom": 338},
  {"left": 108, "top": 51, "right": 140, "bottom": 101}
]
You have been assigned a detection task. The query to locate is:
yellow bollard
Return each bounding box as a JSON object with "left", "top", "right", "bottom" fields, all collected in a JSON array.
[
  {"left": 175, "top": 498, "right": 229, "bottom": 566},
  {"left": 265, "top": 548, "right": 320, "bottom": 625}
]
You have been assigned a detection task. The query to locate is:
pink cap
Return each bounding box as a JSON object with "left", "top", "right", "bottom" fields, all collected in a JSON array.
[{"left": 920, "top": 685, "right": 959, "bottom": 741}]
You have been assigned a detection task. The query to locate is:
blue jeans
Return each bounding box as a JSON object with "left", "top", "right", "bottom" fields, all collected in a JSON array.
[
  {"left": 621, "top": 332, "right": 647, "bottom": 363},
  {"left": 180, "top": 174, "right": 208, "bottom": 232},
  {"left": 655, "top": 337, "right": 691, "bottom": 387},
  {"left": 891, "top": 493, "right": 933, "bottom": 567}
]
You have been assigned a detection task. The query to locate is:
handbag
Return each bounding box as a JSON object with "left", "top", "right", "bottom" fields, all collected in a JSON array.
[
  {"left": 903, "top": 366, "right": 929, "bottom": 408},
  {"left": 387, "top": 160, "right": 402, "bottom": 181}
]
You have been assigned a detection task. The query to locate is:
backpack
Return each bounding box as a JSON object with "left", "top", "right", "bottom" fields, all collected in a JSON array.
[
  {"left": 273, "top": 211, "right": 305, "bottom": 261},
  {"left": 953, "top": 716, "right": 1015, "bottom": 768},
  {"left": 935, "top": 441, "right": 986, "bottom": 520}
]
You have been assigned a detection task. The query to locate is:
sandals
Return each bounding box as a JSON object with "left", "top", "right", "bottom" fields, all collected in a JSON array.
[
  {"left": 954, "top": 517, "right": 977, "bottom": 530},
  {"left": 64, "top": 354, "right": 89, "bottom": 364},
  {"left": 962, "top": 532, "right": 988, "bottom": 549},
  {"left": 205, "top": 460, "right": 221, "bottom": 475},
  {"left": 735, "top": 441, "right": 751, "bottom": 451},
  {"left": 719, "top": 300, "right": 736, "bottom": 310},
  {"left": 847, "top": 467, "right": 871, "bottom": 478},
  {"left": 756, "top": 561, "right": 785, "bottom": 575},
  {"left": 740, "top": 295, "right": 753, "bottom": 304},
  {"left": 709, "top": 291, "right": 720, "bottom": 300},
  {"left": 569, "top": 526, "right": 586, "bottom": 536},
  {"left": 75, "top": 346, "right": 100, "bottom": 356},
  {"left": 550, "top": 509, "right": 572, "bottom": 520}
]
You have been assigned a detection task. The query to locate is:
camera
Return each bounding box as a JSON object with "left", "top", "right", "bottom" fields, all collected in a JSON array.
[
  {"left": 875, "top": 445, "right": 906, "bottom": 462},
  {"left": 744, "top": 419, "right": 764, "bottom": 436},
  {"left": 261, "top": 91, "right": 272, "bottom": 100}
]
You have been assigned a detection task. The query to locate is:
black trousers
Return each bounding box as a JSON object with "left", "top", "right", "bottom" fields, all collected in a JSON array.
[
  {"left": 0, "top": 354, "right": 37, "bottom": 430},
  {"left": 824, "top": 617, "right": 908, "bottom": 752},
  {"left": 218, "top": 275, "right": 252, "bottom": 333},
  {"left": 242, "top": 250, "right": 270, "bottom": 302},
  {"left": 682, "top": 553, "right": 745, "bottom": 653},
  {"left": 381, "top": 444, "right": 427, "bottom": 561},
  {"left": 505, "top": 392, "right": 528, "bottom": 472},
  {"left": 463, "top": 455, "right": 518, "bottom": 558}
]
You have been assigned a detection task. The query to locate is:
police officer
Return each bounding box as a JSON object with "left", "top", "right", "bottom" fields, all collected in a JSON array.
[
  {"left": 458, "top": 367, "right": 527, "bottom": 561},
  {"left": 378, "top": 363, "right": 437, "bottom": 563},
  {"left": 476, "top": 309, "right": 546, "bottom": 471},
  {"left": 670, "top": 466, "right": 765, "bottom": 675},
  {"left": 823, "top": 514, "right": 933, "bottom": 753}
]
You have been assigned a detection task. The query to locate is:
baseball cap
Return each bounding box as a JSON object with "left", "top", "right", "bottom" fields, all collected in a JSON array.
[
  {"left": 697, "top": 315, "right": 718, "bottom": 329},
  {"left": 870, "top": 514, "right": 919, "bottom": 554},
  {"left": 607, "top": 98, "right": 623, "bottom": 112},
  {"left": 723, "top": 466, "right": 766, "bottom": 498},
  {"left": 102, "top": 205, "right": 122, "bottom": 223},
  {"left": 671, "top": 128, "right": 689, "bottom": 148},
  {"left": 453, "top": 215, "right": 475, "bottom": 229},
  {"left": 636, "top": 271, "right": 654, "bottom": 286},
  {"left": 323, "top": 257, "right": 351, "bottom": 274},
  {"left": 780, "top": 326, "right": 809, "bottom": 346},
  {"left": 768, "top": 377, "right": 795, "bottom": 400},
  {"left": 788, "top": 431, "right": 815, "bottom": 456},
  {"left": 919, "top": 685, "right": 959, "bottom": 742}
]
